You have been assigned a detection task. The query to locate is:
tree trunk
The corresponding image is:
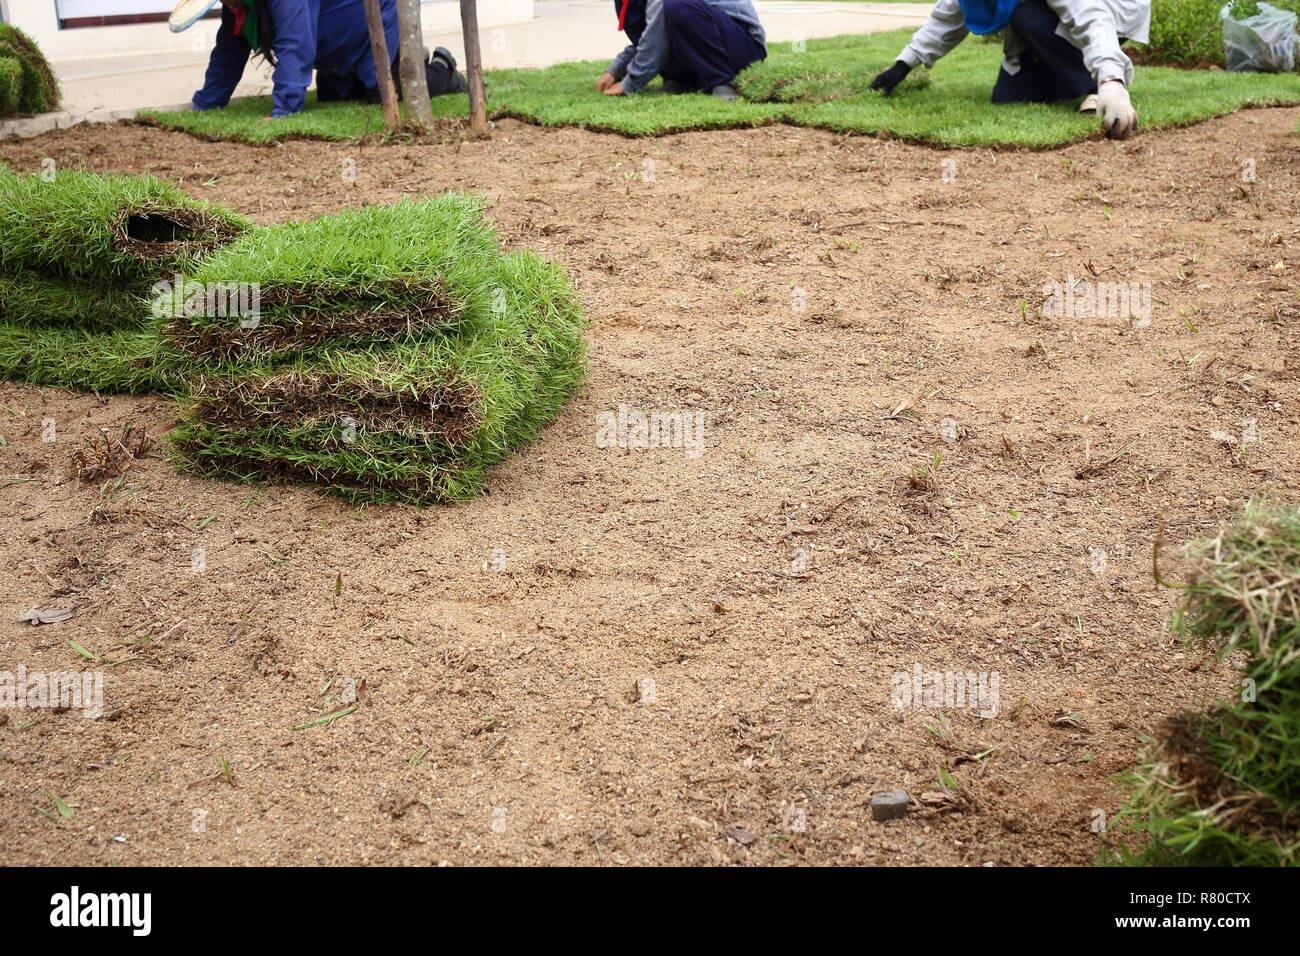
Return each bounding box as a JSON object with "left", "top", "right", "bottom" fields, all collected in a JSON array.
[
  {"left": 395, "top": 0, "right": 433, "bottom": 126},
  {"left": 362, "top": 0, "right": 401, "bottom": 129},
  {"left": 459, "top": 0, "right": 488, "bottom": 132}
]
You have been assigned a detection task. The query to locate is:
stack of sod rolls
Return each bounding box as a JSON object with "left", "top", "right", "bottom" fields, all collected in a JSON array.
[
  {"left": 0, "top": 168, "right": 249, "bottom": 393},
  {"left": 164, "top": 195, "right": 587, "bottom": 505}
]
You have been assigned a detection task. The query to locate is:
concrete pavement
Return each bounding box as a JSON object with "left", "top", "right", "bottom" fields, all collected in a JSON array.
[{"left": 3, "top": 1, "right": 931, "bottom": 137}]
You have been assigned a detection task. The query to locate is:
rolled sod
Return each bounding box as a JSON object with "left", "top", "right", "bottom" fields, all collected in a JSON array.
[
  {"left": 163, "top": 195, "right": 505, "bottom": 361},
  {"left": 170, "top": 249, "right": 587, "bottom": 504},
  {"left": 0, "top": 274, "right": 181, "bottom": 394},
  {"left": 0, "top": 57, "right": 21, "bottom": 116},
  {"left": 0, "top": 273, "right": 153, "bottom": 332},
  {"left": 0, "top": 24, "right": 58, "bottom": 115},
  {"left": 1112, "top": 499, "right": 1300, "bottom": 865},
  {"left": 0, "top": 170, "right": 246, "bottom": 394},
  {"left": 0, "top": 320, "right": 177, "bottom": 395},
  {"left": 0, "top": 169, "right": 249, "bottom": 286}
]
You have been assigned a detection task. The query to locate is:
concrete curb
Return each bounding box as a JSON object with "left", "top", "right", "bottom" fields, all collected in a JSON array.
[{"left": 2, "top": 103, "right": 194, "bottom": 140}]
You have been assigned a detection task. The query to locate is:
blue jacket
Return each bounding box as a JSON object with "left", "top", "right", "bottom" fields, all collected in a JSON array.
[
  {"left": 193, "top": 0, "right": 399, "bottom": 118},
  {"left": 608, "top": 0, "right": 765, "bottom": 94}
]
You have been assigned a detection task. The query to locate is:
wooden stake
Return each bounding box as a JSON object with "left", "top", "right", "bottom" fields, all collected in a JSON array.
[
  {"left": 363, "top": 0, "right": 401, "bottom": 129},
  {"left": 459, "top": 0, "right": 488, "bottom": 132}
]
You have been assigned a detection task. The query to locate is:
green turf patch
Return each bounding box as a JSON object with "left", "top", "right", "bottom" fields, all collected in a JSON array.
[
  {"left": 0, "top": 273, "right": 171, "bottom": 394},
  {"left": 138, "top": 30, "right": 1300, "bottom": 148},
  {"left": 1107, "top": 499, "right": 1300, "bottom": 866},
  {"left": 0, "top": 23, "right": 59, "bottom": 117},
  {"left": 0, "top": 320, "right": 178, "bottom": 395},
  {"left": 0, "top": 273, "right": 152, "bottom": 332}
]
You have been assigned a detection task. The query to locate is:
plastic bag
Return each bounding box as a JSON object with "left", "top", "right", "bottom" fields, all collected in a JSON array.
[{"left": 1221, "top": 2, "right": 1300, "bottom": 72}]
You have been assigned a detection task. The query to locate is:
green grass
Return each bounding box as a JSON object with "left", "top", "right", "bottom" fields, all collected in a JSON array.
[
  {"left": 0, "top": 275, "right": 171, "bottom": 395},
  {"left": 1107, "top": 499, "right": 1300, "bottom": 866},
  {"left": 0, "top": 170, "right": 248, "bottom": 394},
  {"left": 0, "top": 273, "right": 152, "bottom": 332},
  {"left": 138, "top": 30, "right": 1300, "bottom": 148},
  {"left": 0, "top": 57, "right": 22, "bottom": 116}
]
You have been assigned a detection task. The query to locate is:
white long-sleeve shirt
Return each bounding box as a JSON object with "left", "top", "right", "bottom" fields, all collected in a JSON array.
[{"left": 897, "top": 0, "right": 1151, "bottom": 86}]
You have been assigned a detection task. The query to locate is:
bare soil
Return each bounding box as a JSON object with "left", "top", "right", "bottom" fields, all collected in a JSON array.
[{"left": 1, "top": 108, "right": 1298, "bottom": 865}]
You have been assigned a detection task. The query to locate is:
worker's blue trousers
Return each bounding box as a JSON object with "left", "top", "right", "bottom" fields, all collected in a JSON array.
[
  {"left": 658, "top": 0, "right": 765, "bottom": 91},
  {"left": 991, "top": 0, "right": 1098, "bottom": 103}
]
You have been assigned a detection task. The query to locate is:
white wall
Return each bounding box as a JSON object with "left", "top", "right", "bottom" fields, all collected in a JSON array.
[{"left": 3, "top": 0, "right": 535, "bottom": 60}]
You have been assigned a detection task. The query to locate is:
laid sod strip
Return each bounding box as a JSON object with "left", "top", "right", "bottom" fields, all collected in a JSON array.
[
  {"left": 0, "top": 274, "right": 154, "bottom": 332},
  {"left": 0, "top": 23, "right": 59, "bottom": 116},
  {"left": 139, "top": 31, "right": 1300, "bottom": 148},
  {"left": 164, "top": 195, "right": 501, "bottom": 360},
  {"left": 0, "top": 169, "right": 250, "bottom": 286},
  {"left": 1108, "top": 499, "right": 1300, "bottom": 866},
  {"left": 0, "top": 320, "right": 180, "bottom": 395},
  {"left": 171, "top": 250, "right": 587, "bottom": 504}
]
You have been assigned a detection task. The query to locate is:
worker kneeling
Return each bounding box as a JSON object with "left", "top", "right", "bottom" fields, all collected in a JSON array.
[
  {"left": 597, "top": 0, "right": 767, "bottom": 100},
  {"left": 184, "top": 0, "right": 466, "bottom": 120},
  {"left": 870, "top": 0, "right": 1149, "bottom": 139}
]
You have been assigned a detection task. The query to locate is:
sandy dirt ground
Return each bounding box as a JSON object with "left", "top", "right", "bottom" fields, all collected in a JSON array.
[{"left": 0, "top": 108, "right": 1297, "bottom": 865}]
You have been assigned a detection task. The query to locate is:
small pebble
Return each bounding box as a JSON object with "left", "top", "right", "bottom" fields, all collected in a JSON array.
[{"left": 870, "top": 789, "right": 910, "bottom": 822}]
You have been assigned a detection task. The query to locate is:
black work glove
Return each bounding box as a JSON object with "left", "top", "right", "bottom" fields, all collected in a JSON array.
[{"left": 870, "top": 60, "right": 913, "bottom": 96}]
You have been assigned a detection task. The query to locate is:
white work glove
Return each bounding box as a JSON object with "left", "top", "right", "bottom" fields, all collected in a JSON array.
[{"left": 1097, "top": 81, "right": 1137, "bottom": 140}]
